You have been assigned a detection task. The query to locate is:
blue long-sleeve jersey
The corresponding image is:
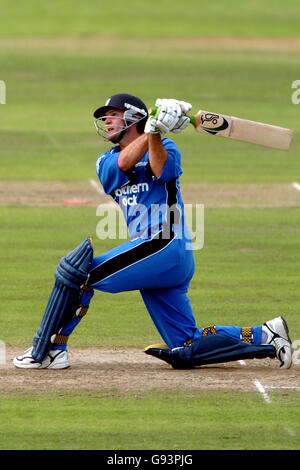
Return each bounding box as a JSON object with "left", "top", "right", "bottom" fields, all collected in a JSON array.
[{"left": 96, "top": 137, "right": 190, "bottom": 240}]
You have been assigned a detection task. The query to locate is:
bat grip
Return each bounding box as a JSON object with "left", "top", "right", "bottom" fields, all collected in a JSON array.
[{"left": 149, "top": 107, "right": 159, "bottom": 118}]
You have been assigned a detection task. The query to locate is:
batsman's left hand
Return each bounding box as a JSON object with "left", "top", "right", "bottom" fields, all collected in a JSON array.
[{"left": 144, "top": 115, "right": 160, "bottom": 134}]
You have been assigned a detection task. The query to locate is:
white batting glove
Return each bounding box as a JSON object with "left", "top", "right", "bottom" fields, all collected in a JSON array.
[
  {"left": 144, "top": 115, "right": 160, "bottom": 134},
  {"left": 171, "top": 100, "right": 192, "bottom": 133},
  {"left": 154, "top": 98, "right": 182, "bottom": 134},
  {"left": 177, "top": 100, "right": 192, "bottom": 115},
  {"left": 155, "top": 98, "right": 192, "bottom": 134},
  {"left": 171, "top": 115, "right": 190, "bottom": 133}
]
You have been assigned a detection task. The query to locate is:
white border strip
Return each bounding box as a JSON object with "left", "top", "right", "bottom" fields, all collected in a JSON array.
[
  {"left": 253, "top": 379, "right": 271, "bottom": 404},
  {"left": 89, "top": 178, "right": 104, "bottom": 194},
  {"left": 292, "top": 182, "right": 300, "bottom": 192}
]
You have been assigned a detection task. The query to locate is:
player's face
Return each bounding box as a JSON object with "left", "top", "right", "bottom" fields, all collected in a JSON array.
[{"left": 105, "top": 109, "right": 125, "bottom": 142}]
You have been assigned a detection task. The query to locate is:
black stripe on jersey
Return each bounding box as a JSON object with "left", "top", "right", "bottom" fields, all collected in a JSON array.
[
  {"left": 165, "top": 178, "right": 181, "bottom": 230},
  {"left": 87, "top": 230, "right": 175, "bottom": 286}
]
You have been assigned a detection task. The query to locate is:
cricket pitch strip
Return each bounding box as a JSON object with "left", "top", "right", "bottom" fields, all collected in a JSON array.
[{"left": 1, "top": 347, "right": 299, "bottom": 396}]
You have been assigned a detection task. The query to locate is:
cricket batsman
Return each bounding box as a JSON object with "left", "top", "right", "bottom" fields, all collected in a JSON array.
[{"left": 14, "top": 93, "right": 293, "bottom": 370}]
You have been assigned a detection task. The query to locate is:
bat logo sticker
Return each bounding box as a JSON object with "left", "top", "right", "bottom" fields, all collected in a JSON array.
[{"left": 200, "top": 112, "right": 229, "bottom": 135}]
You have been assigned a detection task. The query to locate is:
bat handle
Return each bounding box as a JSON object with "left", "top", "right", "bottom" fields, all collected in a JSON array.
[
  {"left": 150, "top": 106, "right": 195, "bottom": 126},
  {"left": 149, "top": 107, "right": 159, "bottom": 118}
]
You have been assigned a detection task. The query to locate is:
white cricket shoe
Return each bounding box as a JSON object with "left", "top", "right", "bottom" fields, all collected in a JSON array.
[
  {"left": 13, "top": 347, "right": 70, "bottom": 370},
  {"left": 263, "top": 316, "right": 293, "bottom": 369}
]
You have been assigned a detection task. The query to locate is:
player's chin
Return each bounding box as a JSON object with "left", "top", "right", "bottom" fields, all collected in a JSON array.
[{"left": 108, "top": 132, "right": 121, "bottom": 143}]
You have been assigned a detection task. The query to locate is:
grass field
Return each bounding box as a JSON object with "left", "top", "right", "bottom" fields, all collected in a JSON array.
[
  {"left": 0, "top": 0, "right": 300, "bottom": 452},
  {"left": 0, "top": 391, "right": 299, "bottom": 450},
  {"left": 1, "top": 38, "right": 299, "bottom": 183},
  {"left": 1, "top": 206, "right": 300, "bottom": 347},
  {"left": 1, "top": 0, "right": 300, "bottom": 37}
]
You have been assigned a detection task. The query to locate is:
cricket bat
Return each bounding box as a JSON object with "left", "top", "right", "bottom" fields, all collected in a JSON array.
[
  {"left": 150, "top": 107, "right": 293, "bottom": 151},
  {"left": 189, "top": 110, "right": 293, "bottom": 151}
]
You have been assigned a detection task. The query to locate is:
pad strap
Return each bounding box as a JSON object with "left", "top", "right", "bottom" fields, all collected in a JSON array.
[
  {"left": 240, "top": 327, "right": 253, "bottom": 343},
  {"left": 202, "top": 325, "right": 217, "bottom": 336},
  {"left": 50, "top": 285, "right": 94, "bottom": 347}
]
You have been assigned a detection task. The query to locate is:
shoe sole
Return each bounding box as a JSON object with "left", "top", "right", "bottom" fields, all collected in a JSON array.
[
  {"left": 13, "top": 361, "right": 44, "bottom": 369},
  {"left": 276, "top": 316, "right": 293, "bottom": 369},
  {"left": 46, "top": 362, "right": 71, "bottom": 370},
  {"left": 14, "top": 361, "right": 70, "bottom": 370},
  {"left": 278, "top": 344, "right": 292, "bottom": 369},
  {"left": 279, "top": 316, "right": 292, "bottom": 344},
  {"left": 13, "top": 352, "right": 70, "bottom": 370}
]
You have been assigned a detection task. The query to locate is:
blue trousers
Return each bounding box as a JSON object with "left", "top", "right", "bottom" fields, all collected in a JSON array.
[
  {"left": 84, "top": 234, "right": 262, "bottom": 349},
  {"left": 54, "top": 234, "right": 262, "bottom": 351}
]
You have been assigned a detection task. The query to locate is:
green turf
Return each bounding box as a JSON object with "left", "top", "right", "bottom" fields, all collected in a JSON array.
[
  {"left": 1, "top": 0, "right": 300, "bottom": 37},
  {"left": 0, "top": 390, "right": 299, "bottom": 450},
  {"left": 0, "top": 43, "right": 299, "bottom": 182},
  {"left": 1, "top": 0, "right": 300, "bottom": 452},
  {"left": 1, "top": 206, "right": 299, "bottom": 348}
]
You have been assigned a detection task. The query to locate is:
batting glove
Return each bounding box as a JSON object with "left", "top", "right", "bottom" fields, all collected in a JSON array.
[
  {"left": 153, "top": 98, "right": 182, "bottom": 134},
  {"left": 144, "top": 115, "right": 161, "bottom": 134},
  {"left": 171, "top": 115, "right": 190, "bottom": 133},
  {"left": 177, "top": 100, "right": 192, "bottom": 115},
  {"left": 171, "top": 100, "right": 192, "bottom": 133},
  {"left": 155, "top": 98, "right": 192, "bottom": 134}
]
